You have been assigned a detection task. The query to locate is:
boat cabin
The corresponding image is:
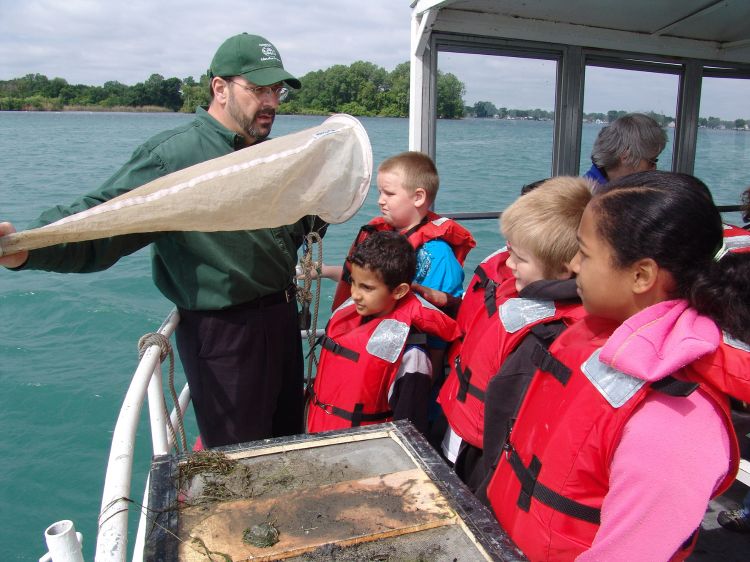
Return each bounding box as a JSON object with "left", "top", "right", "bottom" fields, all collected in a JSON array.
[{"left": 408, "top": 0, "right": 750, "bottom": 185}]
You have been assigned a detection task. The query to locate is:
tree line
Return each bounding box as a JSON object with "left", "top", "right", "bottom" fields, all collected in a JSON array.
[
  {"left": 0, "top": 73, "right": 186, "bottom": 112},
  {"left": 2, "top": 70, "right": 745, "bottom": 128},
  {"left": 0, "top": 62, "right": 466, "bottom": 119},
  {"left": 466, "top": 102, "right": 747, "bottom": 130}
]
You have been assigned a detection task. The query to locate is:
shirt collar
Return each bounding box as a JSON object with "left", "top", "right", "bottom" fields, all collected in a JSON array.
[{"left": 195, "top": 106, "right": 245, "bottom": 149}]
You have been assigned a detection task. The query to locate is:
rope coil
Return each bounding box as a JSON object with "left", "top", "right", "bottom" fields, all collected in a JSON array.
[
  {"left": 137, "top": 332, "right": 187, "bottom": 453},
  {"left": 297, "top": 231, "right": 324, "bottom": 390}
]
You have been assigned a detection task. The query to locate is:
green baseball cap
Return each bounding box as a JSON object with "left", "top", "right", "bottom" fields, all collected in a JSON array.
[{"left": 209, "top": 33, "right": 301, "bottom": 89}]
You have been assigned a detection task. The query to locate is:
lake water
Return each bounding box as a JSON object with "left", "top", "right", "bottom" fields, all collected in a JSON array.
[{"left": 0, "top": 112, "right": 748, "bottom": 560}]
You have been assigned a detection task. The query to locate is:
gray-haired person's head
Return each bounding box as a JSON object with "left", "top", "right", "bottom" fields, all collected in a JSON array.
[{"left": 591, "top": 113, "right": 667, "bottom": 171}]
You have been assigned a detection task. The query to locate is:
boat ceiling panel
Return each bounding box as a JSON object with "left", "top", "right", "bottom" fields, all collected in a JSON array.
[{"left": 413, "top": 0, "right": 750, "bottom": 64}]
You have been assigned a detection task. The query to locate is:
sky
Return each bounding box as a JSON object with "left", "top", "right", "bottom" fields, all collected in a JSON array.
[{"left": 1, "top": 0, "right": 748, "bottom": 120}]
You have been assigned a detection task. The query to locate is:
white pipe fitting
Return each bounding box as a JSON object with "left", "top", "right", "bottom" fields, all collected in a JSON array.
[{"left": 39, "top": 520, "right": 84, "bottom": 562}]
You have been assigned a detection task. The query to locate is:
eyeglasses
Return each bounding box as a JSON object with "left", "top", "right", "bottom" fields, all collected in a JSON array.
[
  {"left": 229, "top": 80, "right": 289, "bottom": 101},
  {"left": 646, "top": 156, "right": 659, "bottom": 167}
]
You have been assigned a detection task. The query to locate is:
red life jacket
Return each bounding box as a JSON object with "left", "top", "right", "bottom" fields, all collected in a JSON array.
[
  {"left": 439, "top": 277, "right": 586, "bottom": 448},
  {"left": 723, "top": 222, "right": 750, "bottom": 253},
  {"left": 307, "top": 292, "right": 461, "bottom": 433},
  {"left": 486, "top": 316, "right": 744, "bottom": 562},
  {"left": 456, "top": 248, "right": 512, "bottom": 334},
  {"left": 331, "top": 212, "right": 476, "bottom": 310}
]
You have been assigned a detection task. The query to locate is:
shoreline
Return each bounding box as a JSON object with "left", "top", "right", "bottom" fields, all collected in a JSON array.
[{"left": 1, "top": 109, "right": 747, "bottom": 131}]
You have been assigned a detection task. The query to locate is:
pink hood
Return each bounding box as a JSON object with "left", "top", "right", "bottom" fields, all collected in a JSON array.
[{"left": 600, "top": 299, "right": 720, "bottom": 382}]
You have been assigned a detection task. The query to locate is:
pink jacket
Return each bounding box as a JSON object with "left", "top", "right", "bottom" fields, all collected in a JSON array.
[{"left": 578, "top": 300, "right": 732, "bottom": 562}]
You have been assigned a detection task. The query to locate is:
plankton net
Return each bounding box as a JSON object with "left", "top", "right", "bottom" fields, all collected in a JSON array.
[{"left": 0, "top": 113, "right": 372, "bottom": 256}]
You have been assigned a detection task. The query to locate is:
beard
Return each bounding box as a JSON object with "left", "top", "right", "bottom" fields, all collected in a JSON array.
[{"left": 226, "top": 91, "right": 275, "bottom": 142}]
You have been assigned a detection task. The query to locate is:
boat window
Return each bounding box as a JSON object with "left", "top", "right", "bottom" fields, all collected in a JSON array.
[
  {"left": 436, "top": 52, "right": 557, "bottom": 216},
  {"left": 695, "top": 75, "right": 750, "bottom": 222},
  {"left": 579, "top": 65, "right": 679, "bottom": 174}
]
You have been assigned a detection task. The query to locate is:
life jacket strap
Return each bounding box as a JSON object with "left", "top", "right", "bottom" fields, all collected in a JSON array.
[
  {"left": 651, "top": 376, "right": 699, "bottom": 397},
  {"left": 309, "top": 388, "right": 392, "bottom": 427},
  {"left": 405, "top": 331, "right": 427, "bottom": 346},
  {"left": 507, "top": 446, "right": 601, "bottom": 525},
  {"left": 455, "top": 354, "right": 486, "bottom": 403},
  {"left": 401, "top": 215, "right": 430, "bottom": 239},
  {"left": 473, "top": 265, "right": 498, "bottom": 317},
  {"left": 531, "top": 343, "right": 571, "bottom": 385},
  {"left": 318, "top": 334, "right": 360, "bottom": 362}
]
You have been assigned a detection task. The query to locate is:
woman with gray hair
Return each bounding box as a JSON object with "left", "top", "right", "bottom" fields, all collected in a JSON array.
[{"left": 583, "top": 113, "right": 668, "bottom": 184}]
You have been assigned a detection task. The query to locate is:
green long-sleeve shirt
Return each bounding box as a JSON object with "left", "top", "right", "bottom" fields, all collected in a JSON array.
[{"left": 19, "top": 108, "right": 326, "bottom": 310}]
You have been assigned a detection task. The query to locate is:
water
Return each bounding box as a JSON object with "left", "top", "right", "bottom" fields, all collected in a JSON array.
[{"left": 0, "top": 112, "right": 748, "bottom": 560}]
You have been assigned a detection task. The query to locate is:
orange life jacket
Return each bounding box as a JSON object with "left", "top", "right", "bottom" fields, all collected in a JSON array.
[
  {"left": 456, "top": 248, "right": 512, "bottom": 334},
  {"left": 486, "top": 316, "right": 744, "bottom": 562},
  {"left": 331, "top": 212, "right": 476, "bottom": 310},
  {"left": 307, "top": 292, "right": 461, "bottom": 433},
  {"left": 723, "top": 222, "right": 750, "bottom": 253},
  {"left": 440, "top": 277, "right": 586, "bottom": 448}
]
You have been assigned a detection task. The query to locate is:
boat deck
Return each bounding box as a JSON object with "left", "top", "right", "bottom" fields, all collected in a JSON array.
[{"left": 692, "top": 481, "right": 750, "bottom": 561}]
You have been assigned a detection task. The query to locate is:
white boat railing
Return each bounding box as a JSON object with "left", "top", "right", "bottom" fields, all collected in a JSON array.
[{"left": 95, "top": 309, "right": 183, "bottom": 562}]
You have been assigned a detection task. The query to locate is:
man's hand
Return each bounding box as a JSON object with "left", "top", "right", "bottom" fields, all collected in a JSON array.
[{"left": 0, "top": 222, "right": 29, "bottom": 269}]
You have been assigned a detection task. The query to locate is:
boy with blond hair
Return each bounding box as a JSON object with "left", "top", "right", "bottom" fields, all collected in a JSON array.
[
  {"left": 326, "top": 151, "right": 475, "bottom": 311},
  {"left": 438, "top": 177, "right": 593, "bottom": 493}
]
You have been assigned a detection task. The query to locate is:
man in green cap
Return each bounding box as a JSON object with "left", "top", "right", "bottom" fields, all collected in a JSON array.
[{"left": 0, "top": 33, "right": 325, "bottom": 448}]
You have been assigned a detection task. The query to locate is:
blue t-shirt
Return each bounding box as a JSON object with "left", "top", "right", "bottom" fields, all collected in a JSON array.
[{"left": 414, "top": 239, "right": 465, "bottom": 297}]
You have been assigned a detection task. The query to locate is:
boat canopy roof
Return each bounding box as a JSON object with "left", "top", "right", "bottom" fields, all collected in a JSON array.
[{"left": 408, "top": 0, "right": 750, "bottom": 176}]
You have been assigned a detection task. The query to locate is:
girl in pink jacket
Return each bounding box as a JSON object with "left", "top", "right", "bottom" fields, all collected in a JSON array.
[{"left": 487, "top": 171, "right": 750, "bottom": 561}]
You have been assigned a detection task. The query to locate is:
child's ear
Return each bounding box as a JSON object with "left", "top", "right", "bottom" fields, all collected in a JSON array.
[
  {"left": 631, "top": 257, "right": 663, "bottom": 294},
  {"left": 392, "top": 282, "right": 411, "bottom": 300},
  {"left": 413, "top": 187, "right": 428, "bottom": 208}
]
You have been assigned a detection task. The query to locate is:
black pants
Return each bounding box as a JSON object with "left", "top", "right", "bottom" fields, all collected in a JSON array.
[{"left": 176, "top": 297, "right": 304, "bottom": 448}]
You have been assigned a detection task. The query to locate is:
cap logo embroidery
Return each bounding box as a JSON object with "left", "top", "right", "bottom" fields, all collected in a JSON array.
[{"left": 260, "top": 44, "right": 280, "bottom": 61}]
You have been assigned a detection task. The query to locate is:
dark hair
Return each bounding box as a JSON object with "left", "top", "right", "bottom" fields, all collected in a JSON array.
[
  {"left": 742, "top": 186, "right": 750, "bottom": 226},
  {"left": 348, "top": 231, "right": 416, "bottom": 290},
  {"left": 520, "top": 178, "right": 549, "bottom": 195},
  {"left": 601, "top": 170, "right": 715, "bottom": 203},
  {"left": 591, "top": 170, "right": 750, "bottom": 343}
]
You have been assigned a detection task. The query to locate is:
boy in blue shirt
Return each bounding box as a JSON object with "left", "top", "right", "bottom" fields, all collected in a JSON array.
[{"left": 323, "top": 151, "right": 475, "bottom": 312}]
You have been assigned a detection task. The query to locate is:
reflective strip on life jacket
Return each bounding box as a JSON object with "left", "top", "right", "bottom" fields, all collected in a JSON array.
[
  {"left": 726, "top": 234, "right": 750, "bottom": 251},
  {"left": 581, "top": 349, "right": 646, "bottom": 408},
  {"left": 724, "top": 330, "right": 750, "bottom": 352},
  {"left": 500, "top": 298, "right": 557, "bottom": 333},
  {"left": 366, "top": 319, "right": 411, "bottom": 363}
]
